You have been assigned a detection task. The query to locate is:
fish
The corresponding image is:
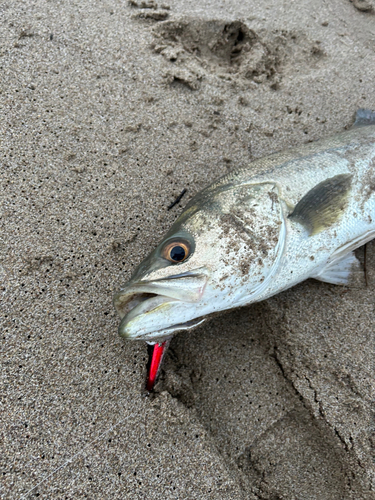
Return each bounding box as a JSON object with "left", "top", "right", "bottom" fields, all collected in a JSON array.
[{"left": 113, "top": 109, "right": 375, "bottom": 390}]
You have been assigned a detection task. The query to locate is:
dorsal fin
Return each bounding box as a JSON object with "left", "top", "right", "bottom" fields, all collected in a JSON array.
[
  {"left": 353, "top": 108, "right": 375, "bottom": 128},
  {"left": 288, "top": 174, "right": 352, "bottom": 235}
]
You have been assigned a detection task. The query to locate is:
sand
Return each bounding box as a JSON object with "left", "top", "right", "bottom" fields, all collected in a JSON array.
[{"left": 1, "top": 0, "right": 375, "bottom": 498}]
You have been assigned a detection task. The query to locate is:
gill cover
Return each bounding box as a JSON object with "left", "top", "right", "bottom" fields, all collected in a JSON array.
[{"left": 203, "top": 181, "right": 286, "bottom": 306}]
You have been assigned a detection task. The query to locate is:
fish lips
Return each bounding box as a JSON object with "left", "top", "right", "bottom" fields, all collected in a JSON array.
[{"left": 113, "top": 268, "right": 210, "bottom": 340}]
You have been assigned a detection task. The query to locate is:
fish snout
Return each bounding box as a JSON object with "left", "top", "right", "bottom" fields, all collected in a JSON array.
[{"left": 113, "top": 269, "right": 210, "bottom": 340}]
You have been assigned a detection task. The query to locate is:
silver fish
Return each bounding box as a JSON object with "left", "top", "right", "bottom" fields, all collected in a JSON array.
[{"left": 114, "top": 109, "right": 375, "bottom": 388}]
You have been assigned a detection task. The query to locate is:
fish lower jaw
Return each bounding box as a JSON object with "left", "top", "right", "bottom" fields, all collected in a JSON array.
[
  {"left": 120, "top": 316, "right": 206, "bottom": 342},
  {"left": 118, "top": 296, "right": 175, "bottom": 336},
  {"left": 117, "top": 293, "right": 199, "bottom": 340},
  {"left": 115, "top": 284, "right": 208, "bottom": 340}
]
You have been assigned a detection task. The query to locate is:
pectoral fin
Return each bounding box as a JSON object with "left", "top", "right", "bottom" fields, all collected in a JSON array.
[
  {"left": 311, "top": 251, "right": 362, "bottom": 285},
  {"left": 288, "top": 174, "right": 352, "bottom": 235}
]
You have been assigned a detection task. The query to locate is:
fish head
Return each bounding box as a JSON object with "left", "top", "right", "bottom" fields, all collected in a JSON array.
[{"left": 114, "top": 180, "right": 286, "bottom": 342}]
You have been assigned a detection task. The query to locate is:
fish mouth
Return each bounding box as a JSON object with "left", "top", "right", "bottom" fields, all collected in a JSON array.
[
  {"left": 113, "top": 269, "right": 209, "bottom": 340},
  {"left": 114, "top": 292, "right": 169, "bottom": 320}
]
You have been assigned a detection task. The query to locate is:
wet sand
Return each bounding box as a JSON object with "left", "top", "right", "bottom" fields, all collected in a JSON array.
[{"left": 1, "top": 0, "right": 375, "bottom": 498}]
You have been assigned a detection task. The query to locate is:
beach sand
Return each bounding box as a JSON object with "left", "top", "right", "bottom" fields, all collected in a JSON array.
[{"left": 1, "top": 0, "right": 375, "bottom": 498}]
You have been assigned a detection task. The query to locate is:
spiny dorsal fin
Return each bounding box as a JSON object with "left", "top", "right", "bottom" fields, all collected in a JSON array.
[
  {"left": 288, "top": 174, "right": 352, "bottom": 235},
  {"left": 353, "top": 108, "right": 375, "bottom": 128}
]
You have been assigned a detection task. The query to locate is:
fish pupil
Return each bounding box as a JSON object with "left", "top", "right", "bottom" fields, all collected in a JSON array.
[{"left": 170, "top": 245, "right": 186, "bottom": 262}]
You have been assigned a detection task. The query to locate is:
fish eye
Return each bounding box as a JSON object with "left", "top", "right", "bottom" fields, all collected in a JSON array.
[{"left": 162, "top": 240, "right": 190, "bottom": 263}]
